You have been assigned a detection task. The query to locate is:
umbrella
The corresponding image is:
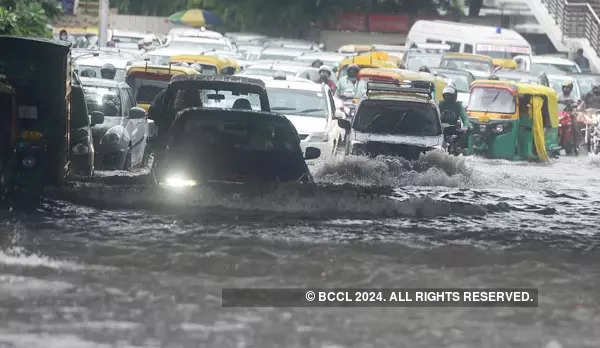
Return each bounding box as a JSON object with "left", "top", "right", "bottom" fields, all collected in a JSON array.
[{"left": 168, "top": 9, "right": 223, "bottom": 27}]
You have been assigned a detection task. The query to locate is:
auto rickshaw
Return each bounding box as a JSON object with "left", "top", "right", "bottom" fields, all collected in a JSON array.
[
  {"left": 169, "top": 55, "right": 240, "bottom": 76},
  {"left": 337, "top": 51, "right": 398, "bottom": 80},
  {"left": 356, "top": 68, "right": 448, "bottom": 103},
  {"left": 0, "top": 36, "right": 71, "bottom": 204},
  {"left": 126, "top": 64, "right": 200, "bottom": 111},
  {"left": 467, "top": 80, "right": 561, "bottom": 161}
]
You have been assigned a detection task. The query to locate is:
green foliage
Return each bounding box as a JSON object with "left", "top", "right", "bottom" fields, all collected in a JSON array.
[
  {"left": 109, "top": 0, "right": 463, "bottom": 36},
  {"left": 0, "top": 0, "right": 61, "bottom": 37}
]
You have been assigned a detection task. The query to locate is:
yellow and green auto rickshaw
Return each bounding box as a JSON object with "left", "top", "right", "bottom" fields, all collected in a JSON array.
[
  {"left": 126, "top": 64, "right": 200, "bottom": 111},
  {"left": 169, "top": 55, "right": 240, "bottom": 76},
  {"left": 467, "top": 80, "right": 561, "bottom": 161},
  {"left": 356, "top": 68, "right": 448, "bottom": 103}
]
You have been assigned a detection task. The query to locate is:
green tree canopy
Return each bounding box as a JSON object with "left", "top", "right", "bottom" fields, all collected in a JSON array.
[
  {"left": 0, "top": 0, "right": 61, "bottom": 37},
  {"left": 110, "top": 0, "right": 459, "bottom": 36}
]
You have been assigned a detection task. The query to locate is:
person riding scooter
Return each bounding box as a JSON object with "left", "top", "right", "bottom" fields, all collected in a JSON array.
[{"left": 439, "top": 85, "right": 470, "bottom": 154}]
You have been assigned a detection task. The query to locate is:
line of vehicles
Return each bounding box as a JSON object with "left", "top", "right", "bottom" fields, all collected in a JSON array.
[{"left": 2, "top": 19, "right": 600, "bottom": 206}]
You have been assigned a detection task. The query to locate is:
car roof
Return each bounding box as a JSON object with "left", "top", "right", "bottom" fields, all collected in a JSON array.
[
  {"left": 170, "top": 74, "right": 266, "bottom": 87},
  {"left": 261, "top": 47, "right": 306, "bottom": 55},
  {"left": 531, "top": 56, "right": 577, "bottom": 65},
  {"left": 174, "top": 107, "right": 293, "bottom": 127},
  {"left": 443, "top": 52, "right": 492, "bottom": 61},
  {"left": 431, "top": 67, "right": 474, "bottom": 77},
  {"left": 80, "top": 77, "right": 128, "bottom": 88},
  {"left": 75, "top": 56, "right": 131, "bottom": 68},
  {"left": 110, "top": 30, "right": 154, "bottom": 39},
  {"left": 246, "top": 63, "right": 312, "bottom": 72},
  {"left": 263, "top": 78, "right": 322, "bottom": 91},
  {"left": 362, "top": 94, "right": 434, "bottom": 104}
]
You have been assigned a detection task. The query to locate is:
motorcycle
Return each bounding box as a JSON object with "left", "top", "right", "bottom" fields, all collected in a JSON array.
[
  {"left": 558, "top": 100, "right": 580, "bottom": 155},
  {"left": 581, "top": 108, "right": 600, "bottom": 154},
  {"left": 441, "top": 110, "right": 467, "bottom": 156}
]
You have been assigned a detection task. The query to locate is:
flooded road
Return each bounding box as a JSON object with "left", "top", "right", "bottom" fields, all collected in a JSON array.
[{"left": 1, "top": 152, "right": 600, "bottom": 347}]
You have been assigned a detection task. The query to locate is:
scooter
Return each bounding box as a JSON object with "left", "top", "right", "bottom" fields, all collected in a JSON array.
[
  {"left": 441, "top": 110, "right": 467, "bottom": 156},
  {"left": 558, "top": 100, "right": 579, "bottom": 155}
]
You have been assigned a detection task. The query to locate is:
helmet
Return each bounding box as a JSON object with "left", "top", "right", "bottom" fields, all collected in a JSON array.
[
  {"left": 418, "top": 66, "right": 431, "bottom": 73},
  {"left": 318, "top": 65, "right": 332, "bottom": 75},
  {"left": 562, "top": 80, "right": 574, "bottom": 88},
  {"left": 311, "top": 59, "right": 324, "bottom": 68},
  {"left": 100, "top": 63, "right": 116, "bottom": 80},
  {"left": 443, "top": 85, "right": 457, "bottom": 96},
  {"left": 346, "top": 64, "right": 360, "bottom": 78}
]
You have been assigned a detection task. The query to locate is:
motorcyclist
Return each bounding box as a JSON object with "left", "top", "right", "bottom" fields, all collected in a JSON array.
[
  {"left": 100, "top": 63, "right": 117, "bottom": 80},
  {"left": 337, "top": 64, "right": 360, "bottom": 97},
  {"left": 318, "top": 65, "right": 337, "bottom": 94},
  {"left": 439, "top": 85, "right": 471, "bottom": 154},
  {"left": 558, "top": 79, "right": 576, "bottom": 103},
  {"left": 438, "top": 85, "right": 470, "bottom": 129},
  {"left": 583, "top": 84, "right": 600, "bottom": 109}
]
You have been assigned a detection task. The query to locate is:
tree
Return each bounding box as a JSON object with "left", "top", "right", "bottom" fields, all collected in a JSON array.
[
  {"left": 0, "top": 0, "right": 61, "bottom": 37},
  {"left": 467, "top": 0, "right": 483, "bottom": 17}
]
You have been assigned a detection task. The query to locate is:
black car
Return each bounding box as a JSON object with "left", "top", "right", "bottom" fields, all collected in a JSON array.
[
  {"left": 152, "top": 107, "right": 320, "bottom": 187},
  {"left": 81, "top": 77, "right": 150, "bottom": 170},
  {"left": 70, "top": 72, "right": 103, "bottom": 176}
]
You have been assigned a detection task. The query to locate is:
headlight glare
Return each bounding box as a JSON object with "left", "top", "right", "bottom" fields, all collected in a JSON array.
[
  {"left": 22, "top": 156, "right": 36, "bottom": 168},
  {"left": 163, "top": 174, "right": 198, "bottom": 188}
]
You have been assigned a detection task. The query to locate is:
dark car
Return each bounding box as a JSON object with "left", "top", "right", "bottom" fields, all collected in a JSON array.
[
  {"left": 152, "top": 107, "right": 320, "bottom": 187},
  {"left": 70, "top": 72, "right": 104, "bottom": 176},
  {"left": 80, "top": 77, "right": 150, "bottom": 170}
]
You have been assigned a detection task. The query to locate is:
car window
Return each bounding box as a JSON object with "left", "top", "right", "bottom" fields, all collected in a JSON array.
[
  {"left": 83, "top": 85, "right": 122, "bottom": 116},
  {"left": 70, "top": 86, "right": 90, "bottom": 129},
  {"left": 174, "top": 114, "right": 306, "bottom": 182},
  {"left": 267, "top": 87, "right": 328, "bottom": 117},
  {"left": 441, "top": 59, "right": 492, "bottom": 72},
  {"left": 354, "top": 100, "right": 441, "bottom": 136}
]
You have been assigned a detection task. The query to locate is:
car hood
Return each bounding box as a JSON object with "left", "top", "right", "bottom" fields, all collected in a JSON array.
[{"left": 284, "top": 114, "right": 327, "bottom": 136}]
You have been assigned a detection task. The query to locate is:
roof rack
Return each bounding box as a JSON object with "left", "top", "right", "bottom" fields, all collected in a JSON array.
[{"left": 366, "top": 80, "right": 434, "bottom": 100}]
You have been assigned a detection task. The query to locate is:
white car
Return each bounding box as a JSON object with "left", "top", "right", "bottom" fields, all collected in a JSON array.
[
  {"left": 74, "top": 54, "right": 133, "bottom": 82},
  {"left": 238, "top": 63, "right": 319, "bottom": 82},
  {"left": 294, "top": 51, "right": 351, "bottom": 70},
  {"left": 248, "top": 47, "right": 307, "bottom": 61},
  {"left": 517, "top": 55, "right": 581, "bottom": 74},
  {"left": 108, "top": 30, "right": 160, "bottom": 51},
  {"left": 166, "top": 37, "right": 235, "bottom": 52},
  {"left": 262, "top": 77, "right": 345, "bottom": 159}
]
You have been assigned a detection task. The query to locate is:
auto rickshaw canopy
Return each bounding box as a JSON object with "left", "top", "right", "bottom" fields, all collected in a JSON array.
[
  {"left": 169, "top": 54, "right": 240, "bottom": 74},
  {"left": 126, "top": 64, "right": 200, "bottom": 81},
  {"left": 338, "top": 51, "right": 398, "bottom": 72},
  {"left": 357, "top": 68, "right": 448, "bottom": 102}
]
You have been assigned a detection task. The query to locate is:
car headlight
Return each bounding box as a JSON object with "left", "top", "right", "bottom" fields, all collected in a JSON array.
[
  {"left": 22, "top": 156, "right": 36, "bottom": 168},
  {"left": 72, "top": 143, "right": 90, "bottom": 155},
  {"left": 308, "top": 132, "right": 329, "bottom": 142},
  {"left": 162, "top": 174, "right": 198, "bottom": 188},
  {"left": 493, "top": 124, "right": 505, "bottom": 134}
]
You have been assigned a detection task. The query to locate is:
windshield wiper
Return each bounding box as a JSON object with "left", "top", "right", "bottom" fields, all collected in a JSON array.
[
  {"left": 271, "top": 107, "right": 297, "bottom": 111},
  {"left": 298, "top": 108, "right": 324, "bottom": 114},
  {"left": 484, "top": 91, "right": 502, "bottom": 113}
]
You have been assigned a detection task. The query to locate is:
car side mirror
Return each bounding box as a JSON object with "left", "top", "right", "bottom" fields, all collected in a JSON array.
[
  {"left": 337, "top": 118, "right": 351, "bottom": 130},
  {"left": 334, "top": 110, "right": 346, "bottom": 120},
  {"left": 129, "top": 107, "right": 147, "bottom": 119},
  {"left": 304, "top": 146, "right": 321, "bottom": 160},
  {"left": 90, "top": 111, "right": 104, "bottom": 126}
]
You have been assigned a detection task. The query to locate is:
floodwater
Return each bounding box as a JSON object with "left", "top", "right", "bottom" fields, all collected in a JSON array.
[{"left": 0, "top": 152, "right": 599, "bottom": 347}]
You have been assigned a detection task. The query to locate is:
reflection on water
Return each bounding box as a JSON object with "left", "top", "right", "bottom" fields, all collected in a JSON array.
[{"left": 1, "top": 152, "right": 600, "bottom": 347}]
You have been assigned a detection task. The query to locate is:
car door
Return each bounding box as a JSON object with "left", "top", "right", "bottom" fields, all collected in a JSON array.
[{"left": 121, "top": 87, "right": 146, "bottom": 165}]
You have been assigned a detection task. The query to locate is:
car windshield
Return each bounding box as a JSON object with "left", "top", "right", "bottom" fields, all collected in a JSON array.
[
  {"left": 531, "top": 63, "right": 578, "bottom": 74},
  {"left": 76, "top": 65, "right": 126, "bottom": 82},
  {"left": 145, "top": 54, "right": 171, "bottom": 66},
  {"left": 468, "top": 87, "right": 516, "bottom": 114},
  {"left": 83, "top": 85, "right": 122, "bottom": 116},
  {"left": 475, "top": 50, "right": 523, "bottom": 59},
  {"left": 438, "top": 73, "right": 471, "bottom": 92},
  {"left": 406, "top": 55, "right": 442, "bottom": 71},
  {"left": 170, "top": 88, "right": 262, "bottom": 111},
  {"left": 259, "top": 54, "right": 296, "bottom": 61},
  {"left": 136, "top": 85, "right": 164, "bottom": 104},
  {"left": 576, "top": 75, "right": 600, "bottom": 95},
  {"left": 174, "top": 114, "right": 306, "bottom": 182},
  {"left": 441, "top": 59, "right": 492, "bottom": 72},
  {"left": 354, "top": 100, "right": 441, "bottom": 136},
  {"left": 267, "top": 87, "right": 327, "bottom": 117}
]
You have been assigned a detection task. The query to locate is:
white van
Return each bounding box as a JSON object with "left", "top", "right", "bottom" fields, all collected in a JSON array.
[{"left": 406, "top": 20, "right": 532, "bottom": 59}]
